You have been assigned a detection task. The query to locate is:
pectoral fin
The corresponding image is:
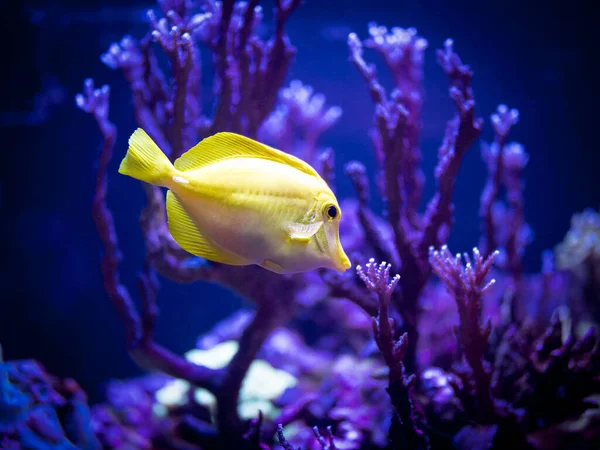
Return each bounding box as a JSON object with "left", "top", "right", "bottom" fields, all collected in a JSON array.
[
  {"left": 166, "top": 191, "right": 249, "bottom": 266},
  {"left": 286, "top": 221, "right": 323, "bottom": 242}
]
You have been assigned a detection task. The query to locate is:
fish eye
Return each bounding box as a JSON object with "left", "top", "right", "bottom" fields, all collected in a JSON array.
[{"left": 326, "top": 205, "right": 338, "bottom": 219}]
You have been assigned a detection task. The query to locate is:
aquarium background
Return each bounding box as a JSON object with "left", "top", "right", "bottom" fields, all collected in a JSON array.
[{"left": 2, "top": 0, "right": 598, "bottom": 406}]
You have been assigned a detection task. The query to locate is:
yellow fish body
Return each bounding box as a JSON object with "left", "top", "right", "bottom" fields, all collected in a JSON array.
[{"left": 118, "top": 128, "right": 351, "bottom": 274}]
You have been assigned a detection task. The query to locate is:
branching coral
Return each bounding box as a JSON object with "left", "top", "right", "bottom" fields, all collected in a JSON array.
[
  {"left": 426, "top": 245, "right": 600, "bottom": 448},
  {"left": 337, "top": 29, "right": 485, "bottom": 373},
  {"left": 357, "top": 259, "right": 429, "bottom": 449},
  {"left": 259, "top": 79, "right": 342, "bottom": 172},
  {"left": 479, "top": 103, "right": 532, "bottom": 316},
  {"left": 429, "top": 246, "right": 498, "bottom": 424}
]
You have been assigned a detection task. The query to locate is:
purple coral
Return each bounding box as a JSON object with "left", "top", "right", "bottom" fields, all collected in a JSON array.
[
  {"left": 356, "top": 259, "right": 404, "bottom": 384},
  {"left": 341, "top": 28, "right": 486, "bottom": 373},
  {"left": 429, "top": 246, "right": 498, "bottom": 423},
  {"left": 516, "top": 314, "right": 600, "bottom": 430},
  {"left": 357, "top": 259, "right": 429, "bottom": 449},
  {"left": 259, "top": 79, "right": 342, "bottom": 170}
]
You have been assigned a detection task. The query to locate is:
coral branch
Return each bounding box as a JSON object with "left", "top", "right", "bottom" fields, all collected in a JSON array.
[
  {"left": 101, "top": 35, "right": 173, "bottom": 155},
  {"left": 147, "top": 8, "right": 195, "bottom": 158},
  {"left": 480, "top": 105, "right": 519, "bottom": 259},
  {"left": 429, "top": 246, "right": 498, "bottom": 423},
  {"left": 421, "top": 39, "right": 484, "bottom": 254},
  {"left": 259, "top": 80, "right": 342, "bottom": 164},
  {"left": 76, "top": 79, "right": 140, "bottom": 348},
  {"left": 348, "top": 29, "right": 434, "bottom": 372},
  {"left": 364, "top": 24, "right": 428, "bottom": 224},
  {"left": 345, "top": 161, "right": 398, "bottom": 266},
  {"left": 356, "top": 260, "right": 403, "bottom": 381},
  {"left": 254, "top": 0, "right": 300, "bottom": 131},
  {"left": 210, "top": 0, "right": 235, "bottom": 132},
  {"left": 76, "top": 79, "right": 218, "bottom": 390},
  {"left": 348, "top": 29, "right": 488, "bottom": 376},
  {"left": 233, "top": 0, "right": 261, "bottom": 135},
  {"left": 313, "top": 426, "right": 337, "bottom": 450},
  {"left": 319, "top": 148, "right": 336, "bottom": 188},
  {"left": 502, "top": 142, "right": 530, "bottom": 282},
  {"left": 347, "top": 32, "right": 387, "bottom": 106},
  {"left": 277, "top": 424, "right": 300, "bottom": 450},
  {"left": 348, "top": 31, "right": 411, "bottom": 258},
  {"left": 477, "top": 102, "right": 530, "bottom": 310},
  {"left": 274, "top": 0, "right": 302, "bottom": 38},
  {"left": 357, "top": 259, "right": 429, "bottom": 449}
]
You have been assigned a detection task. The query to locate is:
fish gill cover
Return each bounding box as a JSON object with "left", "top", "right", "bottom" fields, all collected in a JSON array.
[{"left": 2, "top": 0, "right": 600, "bottom": 449}]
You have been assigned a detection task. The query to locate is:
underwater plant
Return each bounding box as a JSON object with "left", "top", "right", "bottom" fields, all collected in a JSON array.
[{"left": 2, "top": 0, "right": 598, "bottom": 449}]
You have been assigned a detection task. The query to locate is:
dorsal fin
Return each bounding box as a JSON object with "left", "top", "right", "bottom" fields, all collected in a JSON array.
[{"left": 174, "top": 132, "right": 321, "bottom": 179}]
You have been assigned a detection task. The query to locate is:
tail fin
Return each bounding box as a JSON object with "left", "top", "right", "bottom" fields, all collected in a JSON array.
[{"left": 119, "top": 128, "right": 173, "bottom": 186}]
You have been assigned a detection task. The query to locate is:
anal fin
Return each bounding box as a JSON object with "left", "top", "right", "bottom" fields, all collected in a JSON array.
[
  {"left": 166, "top": 191, "right": 249, "bottom": 266},
  {"left": 260, "top": 259, "right": 286, "bottom": 274}
]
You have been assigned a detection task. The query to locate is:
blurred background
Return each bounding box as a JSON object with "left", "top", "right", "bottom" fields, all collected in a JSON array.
[{"left": 2, "top": 0, "right": 598, "bottom": 403}]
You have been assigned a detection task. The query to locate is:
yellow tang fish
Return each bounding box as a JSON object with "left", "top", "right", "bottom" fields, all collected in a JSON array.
[{"left": 118, "top": 128, "right": 351, "bottom": 274}]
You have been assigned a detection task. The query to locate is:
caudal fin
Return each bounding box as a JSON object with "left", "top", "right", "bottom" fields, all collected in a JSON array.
[{"left": 119, "top": 128, "right": 173, "bottom": 185}]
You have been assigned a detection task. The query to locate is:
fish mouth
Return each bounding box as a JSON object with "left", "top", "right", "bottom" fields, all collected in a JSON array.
[{"left": 334, "top": 254, "right": 352, "bottom": 272}]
